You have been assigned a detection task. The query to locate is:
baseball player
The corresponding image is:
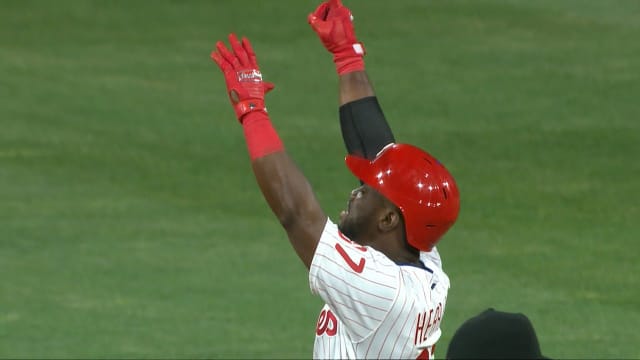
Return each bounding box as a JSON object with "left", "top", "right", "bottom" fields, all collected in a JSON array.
[{"left": 210, "top": 1, "right": 460, "bottom": 358}]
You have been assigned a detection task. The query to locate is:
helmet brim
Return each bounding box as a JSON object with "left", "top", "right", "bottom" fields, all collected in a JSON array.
[{"left": 345, "top": 154, "right": 377, "bottom": 185}]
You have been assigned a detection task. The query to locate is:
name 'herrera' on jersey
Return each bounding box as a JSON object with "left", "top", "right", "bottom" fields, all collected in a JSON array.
[{"left": 414, "top": 300, "right": 445, "bottom": 347}]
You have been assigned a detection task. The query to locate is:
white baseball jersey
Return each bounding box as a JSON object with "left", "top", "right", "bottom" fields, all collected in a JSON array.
[{"left": 309, "top": 219, "right": 450, "bottom": 359}]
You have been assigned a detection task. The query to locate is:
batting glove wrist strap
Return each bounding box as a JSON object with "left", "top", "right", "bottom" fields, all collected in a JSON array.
[
  {"left": 234, "top": 98, "right": 268, "bottom": 120},
  {"left": 333, "top": 43, "right": 366, "bottom": 75}
]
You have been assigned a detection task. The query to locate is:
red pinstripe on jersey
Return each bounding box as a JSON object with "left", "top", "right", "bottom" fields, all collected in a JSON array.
[{"left": 309, "top": 220, "right": 450, "bottom": 359}]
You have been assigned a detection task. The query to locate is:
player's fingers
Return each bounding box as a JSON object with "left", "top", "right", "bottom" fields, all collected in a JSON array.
[
  {"left": 210, "top": 50, "right": 221, "bottom": 65},
  {"left": 311, "top": 2, "right": 330, "bottom": 19},
  {"left": 216, "top": 40, "right": 241, "bottom": 69},
  {"left": 326, "top": 0, "right": 349, "bottom": 21},
  {"left": 308, "top": 13, "right": 319, "bottom": 27},
  {"left": 229, "top": 33, "right": 250, "bottom": 67},
  {"left": 263, "top": 82, "right": 275, "bottom": 94},
  {"left": 242, "top": 36, "right": 258, "bottom": 69},
  {"left": 309, "top": 14, "right": 332, "bottom": 36},
  {"left": 211, "top": 49, "right": 232, "bottom": 73},
  {"left": 329, "top": 0, "right": 343, "bottom": 9}
]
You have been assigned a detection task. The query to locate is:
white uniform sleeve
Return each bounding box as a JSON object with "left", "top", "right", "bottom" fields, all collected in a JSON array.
[{"left": 309, "top": 219, "right": 401, "bottom": 341}]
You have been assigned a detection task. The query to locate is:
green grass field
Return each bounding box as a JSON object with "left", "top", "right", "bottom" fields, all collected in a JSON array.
[{"left": 1, "top": 0, "right": 639, "bottom": 358}]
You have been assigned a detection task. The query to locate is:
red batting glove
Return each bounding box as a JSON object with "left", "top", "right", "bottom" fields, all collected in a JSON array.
[
  {"left": 308, "top": 0, "right": 366, "bottom": 75},
  {"left": 211, "top": 34, "right": 275, "bottom": 123}
]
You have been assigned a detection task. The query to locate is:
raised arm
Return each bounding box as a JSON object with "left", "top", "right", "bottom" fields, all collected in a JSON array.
[
  {"left": 308, "top": 0, "right": 395, "bottom": 160},
  {"left": 211, "top": 34, "right": 327, "bottom": 269}
]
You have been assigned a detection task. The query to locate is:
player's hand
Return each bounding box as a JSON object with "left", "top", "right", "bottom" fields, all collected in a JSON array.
[
  {"left": 211, "top": 34, "right": 275, "bottom": 123},
  {"left": 308, "top": 0, "right": 366, "bottom": 75}
]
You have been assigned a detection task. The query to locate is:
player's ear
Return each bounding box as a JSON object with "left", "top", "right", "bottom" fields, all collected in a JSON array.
[{"left": 378, "top": 206, "right": 401, "bottom": 233}]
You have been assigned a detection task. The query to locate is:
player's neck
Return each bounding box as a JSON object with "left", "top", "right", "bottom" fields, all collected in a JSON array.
[
  {"left": 369, "top": 235, "right": 420, "bottom": 266},
  {"left": 389, "top": 251, "right": 421, "bottom": 266}
]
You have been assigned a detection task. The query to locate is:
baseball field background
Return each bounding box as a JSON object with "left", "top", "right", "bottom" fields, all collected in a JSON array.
[{"left": 1, "top": 0, "right": 639, "bottom": 358}]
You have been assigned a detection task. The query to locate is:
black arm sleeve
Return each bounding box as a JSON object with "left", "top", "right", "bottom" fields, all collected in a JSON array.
[{"left": 339, "top": 96, "right": 395, "bottom": 161}]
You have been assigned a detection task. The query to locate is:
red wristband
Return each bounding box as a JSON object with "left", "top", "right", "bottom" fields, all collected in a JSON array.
[{"left": 242, "top": 111, "right": 284, "bottom": 161}]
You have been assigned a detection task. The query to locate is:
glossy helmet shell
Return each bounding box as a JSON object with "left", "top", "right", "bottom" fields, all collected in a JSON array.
[{"left": 345, "top": 143, "right": 460, "bottom": 251}]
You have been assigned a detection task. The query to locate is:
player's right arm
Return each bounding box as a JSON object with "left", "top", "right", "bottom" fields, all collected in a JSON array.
[
  {"left": 308, "top": 0, "right": 395, "bottom": 161},
  {"left": 211, "top": 34, "right": 326, "bottom": 270}
]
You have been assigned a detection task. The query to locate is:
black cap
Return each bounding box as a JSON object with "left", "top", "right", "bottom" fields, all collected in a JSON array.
[{"left": 446, "top": 308, "right": 548, "bottom": 359}]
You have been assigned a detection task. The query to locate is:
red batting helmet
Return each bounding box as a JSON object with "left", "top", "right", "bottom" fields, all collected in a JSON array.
[{"left": 345, "top": 143, "right": 460, "bottom": 251}]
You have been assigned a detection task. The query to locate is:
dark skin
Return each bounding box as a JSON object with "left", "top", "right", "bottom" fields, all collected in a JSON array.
[
  {"left": 338, "top": 184, "right": 419, "bottom": 264},
  {"left": 252, "top": 71, "right": 420, "bottom": 270}
]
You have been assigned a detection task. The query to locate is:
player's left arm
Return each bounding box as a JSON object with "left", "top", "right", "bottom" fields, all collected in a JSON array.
[
  {"left": 211, "top": 34, "right": 327, "bottom": 269},
  {"left": 308, "top": 0, "right": 395, "bottom": 161}
]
